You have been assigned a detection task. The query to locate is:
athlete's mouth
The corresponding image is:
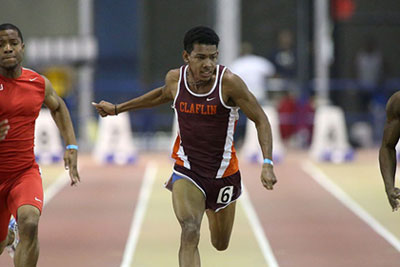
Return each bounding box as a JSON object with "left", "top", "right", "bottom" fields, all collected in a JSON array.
[
  {"left": 201, "top": 70, "right": 212, "bottom": 77},
  {"left": 2, "top": 56, "right": 16, "bottom": 61}
]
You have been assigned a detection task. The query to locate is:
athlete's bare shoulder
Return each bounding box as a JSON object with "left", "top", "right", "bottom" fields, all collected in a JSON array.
[
  {"left": 386, "top": 91, "right": 400, "bottom": 120},
  {"left": 222, "top": 68, "right": 246, "bottom": 91},
  {"left": 222, "top": 68, "right": 236, "bottom": 81},
  {"left": 165, "top": 68, "right": 180, "bottom": 85},
  {"left": 41, "top": 75, "right": 52, "bottom": 97},
  {"left": 162, "top": 68, "right": 181, "bottom": 99},
  {"left": 221, "top": 68, "right": 250, "bottom": 103}
]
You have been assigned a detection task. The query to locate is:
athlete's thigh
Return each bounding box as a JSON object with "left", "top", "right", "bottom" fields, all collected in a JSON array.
[
  {"left": 172, "top": 178, "right": 206, "bottom": 225},
  {"left": 0, "top": 195, "right": 10, "bottom": 241},
  {"left": 206, "top": 201, "right": 236, "bottom": 238},
  {"left": 7, "top": 166, "right": 43, "bottom": 219}
]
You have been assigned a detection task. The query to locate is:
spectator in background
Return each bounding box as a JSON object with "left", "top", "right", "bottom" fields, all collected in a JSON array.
[
  {"left": 277, "top": 91, "right": 297, "bottom": 141},
  {"left": 230, "top": 42, "right": 275, "bottom": 104},
  {"left": 353, "top": 35, "right": 384, "bottom": 109},
  {"left": 269, "top": 29, "right": 296, "bottom": 81},
  {"left": 269, "top": 29, "right": 299, "bottom": 143},
  {"left": 355, "top": 36, "right": 383, "bottom": 92},
  {"left": 354, "top": 36, "right": 386, "bottom": 143}
]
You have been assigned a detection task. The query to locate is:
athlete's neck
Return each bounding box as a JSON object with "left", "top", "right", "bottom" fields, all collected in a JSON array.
[
  {"left": 187, "top": 69, "right": 214, "bottom": 93},
  {"left": 0, "top": 66, "right": 22, "bottom": 79}
]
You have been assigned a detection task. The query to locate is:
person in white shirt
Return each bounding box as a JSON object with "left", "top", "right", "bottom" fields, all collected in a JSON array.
[{"left": 230, "top": 42, "right": 275, "bottom": 104}]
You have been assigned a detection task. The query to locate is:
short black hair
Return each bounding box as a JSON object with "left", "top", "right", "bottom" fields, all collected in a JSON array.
[
  {"left": 0, "top": 23, "right": 24, "bottom": 43},
  {"left": 183, "top": 26, "right": 219, "bottom": 53}
]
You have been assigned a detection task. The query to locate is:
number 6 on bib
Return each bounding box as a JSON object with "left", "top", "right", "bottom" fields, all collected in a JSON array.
[{"left": 217, "top": 186, "right": 234, "bottom": 204}]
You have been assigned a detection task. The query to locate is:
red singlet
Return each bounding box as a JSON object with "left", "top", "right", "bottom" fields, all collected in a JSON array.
[{"left": 0, "top": 67, "right": 45, "bottom": 177}]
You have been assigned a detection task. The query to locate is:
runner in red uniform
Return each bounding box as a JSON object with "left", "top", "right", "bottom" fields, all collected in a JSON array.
[
  {"left": 0, "top": 23, "right": 80, "bottom": 267},
  {"left": 93, "top": 26, "right": 277, "bottom": 267}
]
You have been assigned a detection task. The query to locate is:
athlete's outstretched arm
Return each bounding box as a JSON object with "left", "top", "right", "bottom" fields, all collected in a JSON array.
[
  {"left": 43, "top": 76, "right": 80, "bottom": 186},
  {"left": 92, "top": 69, "right": 178, "bottom": 117},
  {"left": 223, "top": 70, "right": 277, "bottom": 190},
  {"left": 379, "top": 92, "right": 400, "bottom": 211}
]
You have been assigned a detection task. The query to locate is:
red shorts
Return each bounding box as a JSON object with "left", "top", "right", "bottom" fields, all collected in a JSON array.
[{"left": 0, "top": 163, "right": 43, "bottom": 241}]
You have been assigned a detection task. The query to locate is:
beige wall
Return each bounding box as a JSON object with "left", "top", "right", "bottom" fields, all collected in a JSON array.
[{"left": 0, "top": 0, "right": 79, "bottom": 38}]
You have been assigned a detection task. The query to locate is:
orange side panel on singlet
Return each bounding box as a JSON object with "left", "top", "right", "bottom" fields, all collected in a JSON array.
[{"left": 171, "top": 134, "right": 184, "bottom": 167}]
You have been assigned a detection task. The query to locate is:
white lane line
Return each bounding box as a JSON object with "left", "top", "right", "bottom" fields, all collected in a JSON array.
[
  {"left": 241, "top": 186, "right": 279, "bottom": 267},
  {"left": 120, "top": 162, "right": 158, "bottom": 267},
  {"left": 43, "top": 170, "right": 70, "bottom": 206},
  {"left": 302, "top": 160, "right": 400, "bottom": 252}
]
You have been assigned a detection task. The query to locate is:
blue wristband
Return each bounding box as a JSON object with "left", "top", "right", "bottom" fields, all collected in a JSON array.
[
  {"left": 263, "top": 158, "right": 273, "bottom": 166},
  {"left": 66, "top": 144, "right": 79, "bottom": 150}
]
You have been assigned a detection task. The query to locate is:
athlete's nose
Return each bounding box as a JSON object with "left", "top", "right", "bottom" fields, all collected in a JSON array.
[
  {"left": 203, "top": 58, "right": 213, "bottom": 68},
  {"left": 3, "top": 43, "right": 13, "bottom": 53}
]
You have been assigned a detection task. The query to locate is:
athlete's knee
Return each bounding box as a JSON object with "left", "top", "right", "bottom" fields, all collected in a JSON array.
[
  {"left": 180, "top": 220, "right": 201, "bottom": 245},
  {"left": 211, "top": 235, "right": 230, "bottom": 251},
  {"left": 17, "top": 209, "right": 40, "bottom": 240},
  {"left": 211, "top": 239, "right": 229, "bottom": 251}
]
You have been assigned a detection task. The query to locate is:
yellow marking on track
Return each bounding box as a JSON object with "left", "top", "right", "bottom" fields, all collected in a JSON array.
[{"left": 131, "top": 165, "right": 268, "bottom": 267}]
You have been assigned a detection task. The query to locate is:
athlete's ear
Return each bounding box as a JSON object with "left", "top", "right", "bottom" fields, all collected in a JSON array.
[
  {"left": 20, "top": 42, "right": 25, "bottom": 56},
  {"left": 182, "top": 51, "right": 189, "bottom": 64}
]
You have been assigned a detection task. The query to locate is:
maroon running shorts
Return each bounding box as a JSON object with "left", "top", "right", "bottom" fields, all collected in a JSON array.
[{"left": 165, "top": 165, "right": 242, "bottom": 212}]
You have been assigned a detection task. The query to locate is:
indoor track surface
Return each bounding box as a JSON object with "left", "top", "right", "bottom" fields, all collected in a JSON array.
[{"left": 1, "top": 149, "right": 399, "bottom": 267}]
